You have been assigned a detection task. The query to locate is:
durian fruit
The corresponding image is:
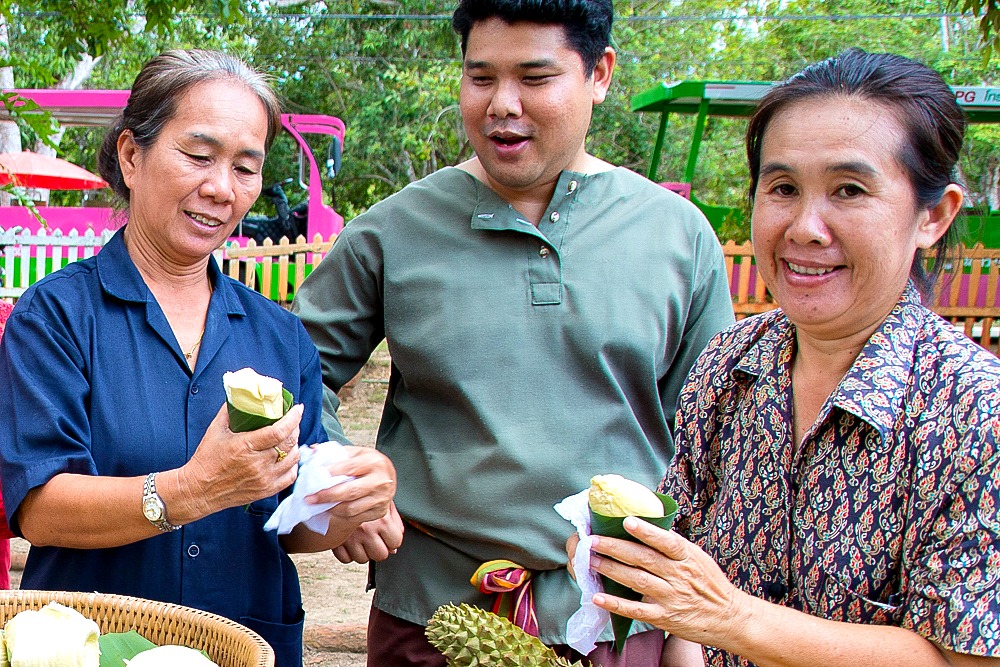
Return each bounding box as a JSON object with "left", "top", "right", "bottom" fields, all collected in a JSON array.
[
  {"left": 223, "top": 368, "right": 284, "bottom": 419},
  {"left": 425, "top": 603, "right": 585, "bottom": 667},
  {"left": 588, "top": 474, "right": 664, "bottom": 518},
  {"left": 3, "top": 601, "right": 100, "bottom": 667},
  {"left": 125, "top": 644, "right": 218, "bottom": 666},
  {"left": 0, "top": 629, "right": 9, "bottom": 667}
]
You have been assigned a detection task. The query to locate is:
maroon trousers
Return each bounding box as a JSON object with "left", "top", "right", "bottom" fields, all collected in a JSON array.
[{"left": 367, "top": 605, "right": 665, "bottom": 666}]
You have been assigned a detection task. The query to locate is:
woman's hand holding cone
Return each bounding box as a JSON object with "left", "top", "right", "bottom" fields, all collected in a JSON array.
[
  {"left": 172, "top": 403, "right": 303, "bottom": 521},
  {"left": 587, "top": 516, "right": 750, "bottom": 648}
]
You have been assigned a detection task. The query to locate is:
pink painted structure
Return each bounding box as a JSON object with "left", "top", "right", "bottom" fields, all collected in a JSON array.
[
  {"left": 279, "top": 113, "right": 345, "bottom": 240},
  {"left": 1, "top": 89, "right": 345, "bottom": 239}
]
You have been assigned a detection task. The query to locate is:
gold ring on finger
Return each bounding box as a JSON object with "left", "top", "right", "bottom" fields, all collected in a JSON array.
[{"left": 274, "top": 446, "right": 287, "bottom": 463}]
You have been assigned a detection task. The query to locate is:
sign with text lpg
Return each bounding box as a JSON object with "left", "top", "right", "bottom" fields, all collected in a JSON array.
[{"left": 954, "top": 86, "right": 1000, "bottom": 107}]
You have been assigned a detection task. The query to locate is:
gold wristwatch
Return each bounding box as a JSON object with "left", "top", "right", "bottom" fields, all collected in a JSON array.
[{"left": 142, "top": 473, "right": 181, "bottom": 532}]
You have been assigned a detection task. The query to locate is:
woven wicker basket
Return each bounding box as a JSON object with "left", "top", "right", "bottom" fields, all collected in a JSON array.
[{"left": 0, "top": 590, "right": 274, "bottom": 667}]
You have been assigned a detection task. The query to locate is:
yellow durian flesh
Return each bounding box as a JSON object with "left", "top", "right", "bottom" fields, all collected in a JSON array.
[
  {"left": 588, "top": 474, "right": 664, "bottom": 518},
  {"left": 4, "top": 601, "right": 100, "bottom": 667},
  {"left": 223, "top": 368, "right": 284, "bottom": 419},
  {"left": 125, "top": 645, "right": 218, "bottom": 666}
]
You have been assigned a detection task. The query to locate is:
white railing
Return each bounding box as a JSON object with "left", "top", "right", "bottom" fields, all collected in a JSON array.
[
  {"left": 4, "top": 232, "right": 1000, "bottom": 357},
  {"left": 0, "top": 228, "right": 115, "bottom": 299}
]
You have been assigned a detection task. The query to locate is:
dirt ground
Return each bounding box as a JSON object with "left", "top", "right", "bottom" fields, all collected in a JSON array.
[
  {"left": 10, "top": 344, "right": 393, "bottom": 667},
  {"left": 299, "top": 343, "right": 393, "bottom": 666}
]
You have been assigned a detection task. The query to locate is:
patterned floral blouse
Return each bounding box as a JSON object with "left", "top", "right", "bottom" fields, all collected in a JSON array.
[
  {"left": 0, "top": 300, "right": 11, "bottom": 337},
  {"left": 662, "top": 285, "right": 1000, "bottom": 665}
]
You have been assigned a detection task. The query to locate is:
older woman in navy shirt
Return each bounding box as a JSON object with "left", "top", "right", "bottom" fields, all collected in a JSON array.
[
  {"left": 0, "top": 299, "right": 13, "bottom": 590},
  {"left": 0, "top": 50, "right": 396, "bottom": 667}
]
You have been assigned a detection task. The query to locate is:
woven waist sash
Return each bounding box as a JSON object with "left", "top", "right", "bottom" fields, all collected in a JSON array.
[{"left": 470, "top": 559, "right": 539, "bottom": 637}]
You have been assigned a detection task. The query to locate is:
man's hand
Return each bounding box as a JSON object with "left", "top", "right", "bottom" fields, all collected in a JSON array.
[
  {"left": 332, "top": 502, "right": 404, "bottom": 564},
  {"left": 566, "top": 532, "right": 581, "bottom": 579},
  {"left": 308, "top": 446, "right": 397, "bottom": 526}
]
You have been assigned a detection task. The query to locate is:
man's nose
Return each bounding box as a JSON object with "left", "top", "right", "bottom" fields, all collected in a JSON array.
[{"left": 487, "top": 80, "right": 522, "bottom": 119}]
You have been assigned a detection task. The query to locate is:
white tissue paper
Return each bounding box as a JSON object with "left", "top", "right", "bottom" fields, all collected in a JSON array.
[
  {"left": 264, "top": 441, "right": 355, "bottom": 535},
  {"left": 554, "top": 488, "right": 610, "bottom": 656}
]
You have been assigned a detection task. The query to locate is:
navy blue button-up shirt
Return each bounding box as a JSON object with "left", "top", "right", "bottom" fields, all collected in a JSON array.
[{"left": 0, "top": 229, "right": 327, "bottom": 667}]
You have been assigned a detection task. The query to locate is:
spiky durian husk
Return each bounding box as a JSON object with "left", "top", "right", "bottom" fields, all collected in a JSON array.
[{"left": 425, "top": 603, "right": 585, "bottom": 667}]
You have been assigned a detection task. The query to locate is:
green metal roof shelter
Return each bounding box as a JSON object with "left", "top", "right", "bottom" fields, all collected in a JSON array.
[{"left": 631, "top": 80, "right": 1000, "bottom": 247}]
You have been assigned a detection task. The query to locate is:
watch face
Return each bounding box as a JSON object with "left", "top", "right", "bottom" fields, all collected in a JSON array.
[{"left": 142, "top": 496, "right": 163, "bottom": 522}]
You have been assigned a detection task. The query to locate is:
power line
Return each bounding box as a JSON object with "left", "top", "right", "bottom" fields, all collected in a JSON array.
[
  {"left": 18, "top": 9, "right": 971, "bottom": 23},
  {"left": 257, "top": 10, "right": 966, "bottom": 22},
  {"left": 279, "top": 52, "right": 990, "bottom": 65},
  {"left": 623, "top": 11, "right": 966, "bottom": 22}
]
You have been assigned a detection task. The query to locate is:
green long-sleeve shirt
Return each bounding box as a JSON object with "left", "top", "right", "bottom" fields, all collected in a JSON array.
[{"left": 292, "top": 166, "right": 735, "bottom": 643}]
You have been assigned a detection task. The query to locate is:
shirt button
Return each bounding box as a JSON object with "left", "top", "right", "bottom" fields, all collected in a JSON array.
[
  {"left": 567, "top": 180, "right": 578, "bottom": 193},
  {"left": 766, "top": 581, "right": 786, "bottom": 600},
  {"left": 187, "top": 544, "right": 200, "bottom": 558},
  {"left": 539, "top": 247, "right": 550, "bottom": 258},
  {"left": 190, "top": 384, "right": 199, "bottom": 395},
  {"left": 549, "top": 211, "right": 560, "bottom": 223}
]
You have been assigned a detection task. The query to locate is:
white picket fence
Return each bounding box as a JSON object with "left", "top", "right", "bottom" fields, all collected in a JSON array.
[
  {"left": 0, "top": 228, "right": 116, "bottom": 299},
  {"left": 4, "top": 230, "right": 1000, "bottom": 358},
  {"left": 0, "top": 229, "right": 332, "bottom": 303}
]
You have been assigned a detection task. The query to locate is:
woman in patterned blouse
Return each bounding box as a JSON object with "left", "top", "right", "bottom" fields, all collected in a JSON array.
[{"left": 571, "top": 49, "right": 1000, "bottom": 666}]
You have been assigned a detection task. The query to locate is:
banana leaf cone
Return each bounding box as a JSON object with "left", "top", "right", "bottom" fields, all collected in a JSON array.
[
  {"left": 227, "top": 388, "right": 293, "bottom": 433},
  {"left": 589, "top": 492, "right": 678, "bottom": 653}
]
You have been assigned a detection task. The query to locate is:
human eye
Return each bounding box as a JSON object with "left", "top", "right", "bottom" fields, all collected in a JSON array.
[
  {"left": 768, "top": 182, "right": 796, "bottom": 197},
  {"left": 465, "top": 70, "right": 493, "bottom": 85},
  {"left": 835, "top": 183, "right": 867, "bottom": 198},
  {"left": 184, "top": 152, "right": 211, "bottom": 163},
  {"left": 523, "top": 74, "right": 552, "bottom": 85},
  {"left": 235, "top": 164, "right": 260, "bottom": 176}
]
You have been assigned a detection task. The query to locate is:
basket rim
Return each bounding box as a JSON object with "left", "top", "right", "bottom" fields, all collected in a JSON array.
[{"left": 0, "top": 589, "right": 274, "bottom": 665}]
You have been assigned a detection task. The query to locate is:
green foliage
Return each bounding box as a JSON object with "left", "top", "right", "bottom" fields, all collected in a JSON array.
[
  {"left": 948, "top": 0, "right": 1000, "bottom": 62},
  {"left": 3, "top": 4, "right": 255, "bottom": 206},
  {"left": 2, "top": 0, "right": 247, "bottom": 61},
  {"left": 963, "top": 124, "right": 1000, "bottom": 209},
  {"left": 247, "top": 1, "right": 464, "bottom": 214},
  {"left": 6, "top": 0, "right": 1000, "bottom": 236},
  {"left": 0, "top": 90, "right": 59, "bottom": 209},
  {"left": 605, "top": 0, "right": 1000, "bottom": 240},
  {"left": 1, "top": 93, "right": 58, "bottom": 149}
]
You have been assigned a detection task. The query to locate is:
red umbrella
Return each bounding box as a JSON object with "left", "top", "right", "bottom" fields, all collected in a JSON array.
[{"left": 0, "top": 151, "right": 107, "bottom": 190}]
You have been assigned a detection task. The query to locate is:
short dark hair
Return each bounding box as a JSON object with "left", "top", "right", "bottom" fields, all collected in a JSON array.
[
  {"left": 452, "top": 0, "right": 613, "bottom": 74},
  {"left": 98, "top": 49, "right": 282, "bottom": 203},
  {"left": 745, "top": 48, "right": 966, "bottom": 298}
]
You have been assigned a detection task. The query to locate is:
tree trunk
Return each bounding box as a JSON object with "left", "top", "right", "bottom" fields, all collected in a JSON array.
[
  {"left": 987, "top": 161, "right": 1000, "bottom": 212},
  {"left": 0, "top": 16, "right": 22, "bottom": 206},
  {"left": 31, "top": 54, "right": 100, "bottom": 204}
]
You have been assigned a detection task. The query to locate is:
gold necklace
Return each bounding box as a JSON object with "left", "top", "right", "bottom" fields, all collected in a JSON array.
[
  {"left": 184, "top": 283, "right": 214, "bottom": 363},
  {"left": 184, "top": 327, "right": 206, "bottom": 362}
]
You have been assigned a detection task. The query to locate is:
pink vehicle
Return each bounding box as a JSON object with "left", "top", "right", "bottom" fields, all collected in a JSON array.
[{"left": 0, "top": 89, "right": 345, "bottom": 241}]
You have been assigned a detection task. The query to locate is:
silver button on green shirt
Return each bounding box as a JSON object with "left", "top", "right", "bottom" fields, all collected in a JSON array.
[{"left": 293, "top": 166, "right": 735, "bottom": 643}]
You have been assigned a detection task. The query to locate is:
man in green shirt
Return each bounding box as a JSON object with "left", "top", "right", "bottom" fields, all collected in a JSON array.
[{"left": 292, "top": 0, "right": 735, "bottom": 664}]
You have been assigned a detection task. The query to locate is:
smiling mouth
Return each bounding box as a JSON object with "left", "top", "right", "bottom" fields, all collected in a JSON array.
[
  {"left": 786, "top": 261, "right": 838, "bottom": 276},
  {"left": 488, "top": 132, "right": 529, "bottom": 146},
  {"left": 187, "top": 211, "right": 225, "bottom": 228}
]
